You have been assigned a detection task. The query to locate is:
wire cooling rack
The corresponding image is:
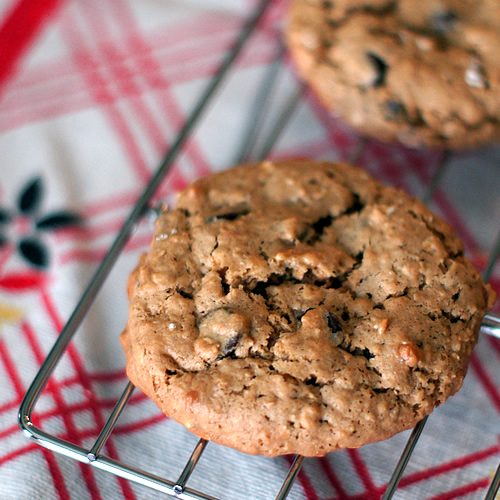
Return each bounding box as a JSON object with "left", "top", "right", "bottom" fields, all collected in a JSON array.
[{"left": 18, "top": 1, "right": 500, "bottom": 499}]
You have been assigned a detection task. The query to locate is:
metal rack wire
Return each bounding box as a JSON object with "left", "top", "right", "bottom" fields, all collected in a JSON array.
[{"left": 18, "top": 1, "right": 500, "bottom": 498}]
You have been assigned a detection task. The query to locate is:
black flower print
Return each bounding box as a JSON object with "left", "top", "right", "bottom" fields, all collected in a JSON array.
[{"left": 0, "top": 176, "right": 82, "bottom": 269}]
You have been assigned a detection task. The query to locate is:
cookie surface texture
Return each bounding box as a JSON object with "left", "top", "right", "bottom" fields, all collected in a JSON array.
[
  {"left": 285, "top": 0, "right": 500, "bottom": 149},
  {"left": 121, "top": 160, "right": 494, "bottom": 457}
]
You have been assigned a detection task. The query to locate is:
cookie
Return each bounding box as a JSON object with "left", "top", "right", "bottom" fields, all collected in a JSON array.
[
  {"left": 120, "top": 160, "right": 495, "bottom": 457},
  {"left": 285, "top": 0, "right": 500, "bottom": 149}
]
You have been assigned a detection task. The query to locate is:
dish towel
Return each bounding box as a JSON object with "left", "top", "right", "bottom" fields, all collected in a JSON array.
[{"left": 0, "top": 1, "right": 499, "bottom": 499}]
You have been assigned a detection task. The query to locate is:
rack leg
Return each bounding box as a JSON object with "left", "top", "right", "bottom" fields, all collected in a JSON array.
[
  {"left": 380, "top": 418, "right": 427, "bottom": 500},
  {"left": 274, "top": 455, "right": 304, "bottom": 500},
  {"left": 421, "top": 150, "right": 451, "bottom": 205},
  {"left": 88, "top": 382, "right": 135, "bottom": 461},
  {"left": 173, "top": 438, "right": 208, "bottom": 495},
  {"left": 484, "top": 459, "right": 500, "bottom": 500}
]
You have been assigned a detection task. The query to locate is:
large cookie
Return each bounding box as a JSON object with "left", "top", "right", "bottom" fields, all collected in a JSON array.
[
  {"left": 285, "top": 0, "right": 500, "bottom": 149},
  {"left": 121, "top": 160, "right": 495, "bottom": 457}
]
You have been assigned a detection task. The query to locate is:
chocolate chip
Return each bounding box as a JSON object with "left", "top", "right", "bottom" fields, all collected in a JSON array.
[
  {"left": 222, "top": 333, "right": 243, "bottom": 357},
  {"left": 355, "top": 251, "right": 364, "bottom": 264},
  {"left": 297, "top": 228, "right": 310, "bottom": 243},
  {"left": 294, "top": 308, "right": 312, "bottom": 321},
  {"left": 300, "top": 215, "right": 333, "bottom": 245},
  {"left": 324, "top": 276, "right": 343, "bottom": 289},
  {"left": 218, "top": 268, "right": 231, "bottom": 295},
  {"left": 206, "top": 208, "right": 250, "bottom": 222},
  {"left": 250, "top": 281, "right": 268, "bottom": 299},
  {"left": 362, "top": 347, "right": 375, "bottom": 360},
  {"left": 305, "top": 375, "right": 320, "bottom": 386},
  {"left": 177, "top": 289, "right": 193, "bottom": 300},
  {"left": 366, "top": 52, "right": 388, "bottom": 88},
  {"left": 384, "top": 100, "right": 407, "bottom": 121},
  {"left": 312, "top": 214, "right": 333, "bottom": 235},
  {"left": 352, "top": 346, "right": 375, "bottom": 360},
  {"left": 199, "top": 308, "right": 250, "bottom": 359},
  {"left": 302, "top": 270, "right": 317, "bottom": 285},
  {"left": 344, "top": 193, "right": 364, "bottom": 215},
  {"left": 266, "top": 330, "right": 280, "bottom": 350},
  {"left": 431, "top": 11, "right": 457, "bottom": 35},
  {"left": 326, "top": 312, "right": 342, "bottom": 333}
]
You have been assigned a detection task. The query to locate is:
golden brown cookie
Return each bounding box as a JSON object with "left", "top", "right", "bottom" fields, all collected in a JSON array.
[
  {"left": 121, "top": 160, "right": 495, "bottom": 456},
  {"left": 285, "top": 0, "right": 500, "bottom": 149}
]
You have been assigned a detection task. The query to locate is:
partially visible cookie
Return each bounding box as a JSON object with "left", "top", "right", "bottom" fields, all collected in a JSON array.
[
  {"left": 121, "top": 160, "right": 495, "bottom": 457},
  {"left": 285, "top": 0, "right": 500, "bottom": 149}
]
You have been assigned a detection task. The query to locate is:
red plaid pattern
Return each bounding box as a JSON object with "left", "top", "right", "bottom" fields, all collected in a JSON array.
[{"left": 0, "top": 0, "right": 499, "bottom": 499}]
